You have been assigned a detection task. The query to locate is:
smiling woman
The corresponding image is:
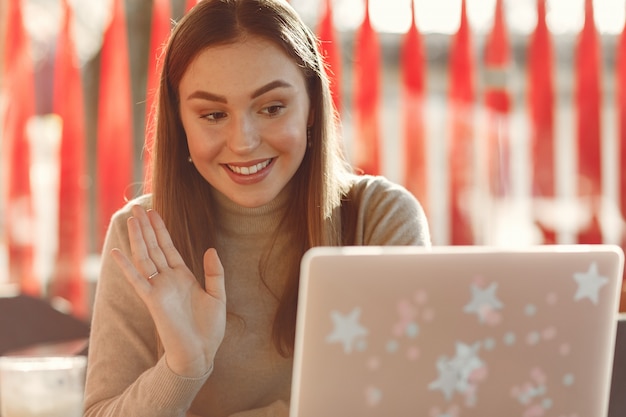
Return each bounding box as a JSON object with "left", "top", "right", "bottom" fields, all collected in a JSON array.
[{"left": 82, "top": 1, "right": 430, "bottom": 416}]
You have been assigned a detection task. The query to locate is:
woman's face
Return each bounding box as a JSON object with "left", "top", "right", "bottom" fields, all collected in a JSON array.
[{"left": 178, "top": 35, "right": 311, "bottom": 208}]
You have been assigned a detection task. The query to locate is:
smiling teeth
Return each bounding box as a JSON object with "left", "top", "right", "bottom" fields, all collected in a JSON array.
[{"left": 229, "top": 159, "right": 271, "bottom": 175}]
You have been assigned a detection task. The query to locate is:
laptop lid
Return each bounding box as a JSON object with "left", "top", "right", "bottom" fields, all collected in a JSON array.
[
  {"left": 608, "top": 313, "right": 626, "bottom": 417},
  {"left": 290, "top": 245, "right": 624, "bottom": 417}
]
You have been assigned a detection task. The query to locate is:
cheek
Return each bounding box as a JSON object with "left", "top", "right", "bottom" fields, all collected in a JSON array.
[
  {"left": 268, "top": 123, "right": 307, "bottom": 156},
  {"left": 180, "top": 111, "right": 213, "bottom": 158},
  {"left": 186, "top": 130, "right": 222, "bottom": 162}
]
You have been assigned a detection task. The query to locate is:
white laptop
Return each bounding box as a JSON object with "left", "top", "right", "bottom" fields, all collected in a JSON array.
[{"left": 290, "top": 245, "right": 624, "bottom": 417}]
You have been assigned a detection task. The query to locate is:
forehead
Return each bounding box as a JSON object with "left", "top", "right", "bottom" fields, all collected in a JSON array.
[{"left": 179, "top": 36, "right": 307, "bottom": 95}]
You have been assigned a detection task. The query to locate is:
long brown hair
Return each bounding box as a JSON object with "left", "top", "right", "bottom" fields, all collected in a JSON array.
[{"left": 148, "top": 0, "right": 351, "bottom": 356}]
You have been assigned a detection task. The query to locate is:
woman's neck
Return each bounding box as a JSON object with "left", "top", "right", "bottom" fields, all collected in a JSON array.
[{"left": 209, "top": 183, "right": 293, "bottom": 237}]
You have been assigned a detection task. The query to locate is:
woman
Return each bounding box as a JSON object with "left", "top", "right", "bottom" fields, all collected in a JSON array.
[{"left": 84, "top": 0, "right": 431, "bottom": 416}]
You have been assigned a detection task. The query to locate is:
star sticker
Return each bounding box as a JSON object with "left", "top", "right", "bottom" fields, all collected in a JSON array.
[
  {"left": 573, "top": 262, "right": 609, "bottom": 305},
  {"left": 428, "top": 356, "right": 458, "bottom": 400},
  {"left": 326, "top": 307, "right": 368, "bottom": 354},
  {"left": 429, "top": 342, "right": 485, "bottom": 401},
  {"left": 463, "top": 282, "right": 503, "bottom": 322},
  {"left": 451, "top": 342, "right": 483, "bottom": 390}
]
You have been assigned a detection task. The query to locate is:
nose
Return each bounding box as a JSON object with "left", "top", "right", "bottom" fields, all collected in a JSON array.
[{"left": 227, "top": 114, "right": 260, "bottom": 154}]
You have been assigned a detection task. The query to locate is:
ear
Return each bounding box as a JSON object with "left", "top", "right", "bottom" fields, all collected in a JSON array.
[{"left": 307, "top": 108, "right": 315, "bottom": 126}]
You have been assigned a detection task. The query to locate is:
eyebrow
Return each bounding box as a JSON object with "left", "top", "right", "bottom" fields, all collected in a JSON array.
[{"left": 186, "top": 80, "right": 294, "bottom": 103}]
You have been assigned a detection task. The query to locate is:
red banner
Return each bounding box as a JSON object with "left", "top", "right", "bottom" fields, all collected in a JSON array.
[
  {"left": 617, "top": 8, "right": 626, "bottom": 287},
  {"left": 401, "top": 0, "right": 427, "bottom": 210},
  {"left": 352, "top": 0, "right": 381, "bottom": 175},
  {"left": 483, "top": 0, "right": 511, "bottom": 198},
  {"left": 2, "top": 0, "right": 38, "bottom": 295},
  {"left": 575, "top": 0, "right": 603, "bottom": 244},
  {"left": 317, "top": 0, "right": 343, "bottom": 115},
  {"left": 618, "top": 14, "right": 626, "bottom": 228},
  {"left": 143, "top": 0, "right": 172, "bottom": 192},
  {"left": 447, "top": 0, "right": 476, "bottom": 245},
  {"left": 186, "top": 0, "right": 197, "bottom": 13},
  {"left": 528, "top": 0, "right": 556, "bottom": 243},
  {"left": 97, "top": 0, "right": 134, "bottom": 248},
  {"left": 50, "top": 0, "right": 88, "bottom": 317}
]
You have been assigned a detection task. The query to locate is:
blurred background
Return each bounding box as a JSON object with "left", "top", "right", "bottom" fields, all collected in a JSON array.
[{"left": 0, "top": 0, "right": 625, "bottom": 319}]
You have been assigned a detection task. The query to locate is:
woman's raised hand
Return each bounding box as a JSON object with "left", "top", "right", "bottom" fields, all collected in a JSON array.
[{"left": 111, "top": 205, "right": 227, "bottom": 378}]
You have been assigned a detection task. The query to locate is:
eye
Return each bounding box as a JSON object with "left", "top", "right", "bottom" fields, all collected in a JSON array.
[
  {"left": 261, "top": 104, "right": 285, "bottom": 117},
  {"left": 201, "top": 111, "right": 228, "bottom": 123}
]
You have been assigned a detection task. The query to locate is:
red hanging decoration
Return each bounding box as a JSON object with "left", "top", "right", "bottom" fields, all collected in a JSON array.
[
  {"left": 575, "top": 0, "right": 603, "bottom": 244},
  {"left": 185, "top": 0, "right": 197, "bottom": 13},
  {"left": 483, "top": 0, "right": 512, "bottom": 198},
  {"left": 447, "top": 0, "right": 476, "bottom": 245},
  {"left": 352, "top": 0, "right": 381, "bottom": 175},
  {"left": 97, "top": 0, "right": 134, "bottom": 248},
  {"left": 1, "top": 0, "right": 38, "bottom": 296},
  {"left": 401, "top": 0, "right": 427, "bottom": 210},
  {"left": 528, "top": 0, "right": 556, "bottom": 244},
  {"left": 316, "top": 0, "right": 343, "bottom": 115},
  {"left": 143, "top": 0, "right": 172, "bottom": 193},
  {"left": 50, "top": 0, "right": 88, "bottom": 317},
  {"left": 617, "top": 4, "right": 626, "bottom": 292}
]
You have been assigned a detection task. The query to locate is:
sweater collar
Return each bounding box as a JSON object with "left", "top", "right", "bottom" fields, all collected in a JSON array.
[{"left": 209, "top": 183, "right": 293, "bottom": 236}]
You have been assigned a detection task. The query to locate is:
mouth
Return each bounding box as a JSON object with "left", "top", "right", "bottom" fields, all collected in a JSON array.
[{"left": 226, "top": 158, "right": 273, "bottom": 176}]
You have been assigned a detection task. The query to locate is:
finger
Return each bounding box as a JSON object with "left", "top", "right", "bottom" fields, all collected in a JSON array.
[
  {"left": 127, "top": 216, "right": 160, "bottom": 277},
  {"left": 130, "top": 205, "right": 169, "bottom": 271},
  {"left": 203, "top": 248, "right": 226, "bottom": 303},
  {"left": 111, "top": 248, "right": 153, "bottom": 296},
  {"left": 146, "top": 209, "right": 186, "bottom": 269}
]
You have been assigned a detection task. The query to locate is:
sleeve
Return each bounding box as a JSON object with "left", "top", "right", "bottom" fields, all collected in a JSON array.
[
  {"left": 350, "top": 175, "right": 431, "bottom": 247},
  {"left": 84, "top": 201, "right": 209, "bottom": 417}
]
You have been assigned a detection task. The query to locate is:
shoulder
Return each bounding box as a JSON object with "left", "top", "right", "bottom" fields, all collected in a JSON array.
[
  {"left": 104, "top": 194, "right": 153, "bottom": 240},
  {"left": 345, "top": 174, "right": 418, "bottom": 207},
  {"left": 110, "top": 194, "right": 153, "bottom": 222},
  {"left": 342, "top": 174, "right": 431, "bottom": 246},
  {"left": 347, "top": 174, "right": 406, "bottom": 193}
]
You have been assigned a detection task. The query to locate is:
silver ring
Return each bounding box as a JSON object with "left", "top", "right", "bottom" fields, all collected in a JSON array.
[{"left": 147, "top": 271, "right": 159, "bottom": 280}]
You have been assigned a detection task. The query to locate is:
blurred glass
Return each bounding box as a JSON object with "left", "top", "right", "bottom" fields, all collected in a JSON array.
[{"left": 0, "top": 355, "right": 86, "bottom": 417}]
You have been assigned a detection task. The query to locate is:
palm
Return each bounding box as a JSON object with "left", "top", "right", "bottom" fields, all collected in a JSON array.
[{"left": 112, "top": 205, "right": 226, "bottom": 377}]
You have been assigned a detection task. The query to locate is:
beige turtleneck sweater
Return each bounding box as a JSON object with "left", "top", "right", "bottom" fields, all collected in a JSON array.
[{"left": 84, "top": 174, "right": 431, "bottom": 417}]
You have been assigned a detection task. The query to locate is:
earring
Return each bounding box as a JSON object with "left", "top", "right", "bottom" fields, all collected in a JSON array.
[
  {"left": 187, "top": 156, "right": 193, "bottom": 163},
  {"left": 307, "top": 127, "right": 312, "bottom": 149}
]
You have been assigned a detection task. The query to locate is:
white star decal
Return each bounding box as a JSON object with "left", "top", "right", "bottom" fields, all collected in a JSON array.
[
  {"left": 326, "top": 307, "right": 368, "bottom": 354},
  {"left": 463, "top": 282, "right": 503, "bottom": 322},
  {"left": 450, "top": 342, "right": 483, "bottom": 391},
  {"left": 573, "top": 262, "right": 608, "bottom": 305},
  {"left": 429, "top": 342, "right": 485, "bottom": 401},
  {"left": 428, "top": 356, "right": 458, "bottom": 400}
]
